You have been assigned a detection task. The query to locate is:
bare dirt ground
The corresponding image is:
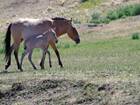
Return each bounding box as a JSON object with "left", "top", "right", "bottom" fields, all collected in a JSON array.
[
  {"left": 0, "top": 79, "right": 139, "bottom": 105},
  {"left": 0, "top": 79, "right": 98, "bottom": 105}
]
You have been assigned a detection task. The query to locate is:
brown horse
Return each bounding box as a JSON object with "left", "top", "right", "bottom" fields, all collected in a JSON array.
[{"left": 4, "top": 17, "right": 80, "bottom": 71}]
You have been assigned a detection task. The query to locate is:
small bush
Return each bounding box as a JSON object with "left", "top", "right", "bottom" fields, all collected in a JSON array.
[
  {"left": 107, "top": 4, "right": 140, "bottom": 21},
  {"left": 90, "top": 11, "right": 110, "bottom": 24},
  {"left": 90, "top": 3, "right": 140, "bottom": 24},
  {"left": 132, "top": 33, "right": 140, "bottom": 40},
  {"left": 90, "top": 16, "right": 110, "bottom": 24}
]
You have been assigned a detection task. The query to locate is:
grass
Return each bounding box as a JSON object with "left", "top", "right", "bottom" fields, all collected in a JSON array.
[
  {"left": 1, "top": 17, "right": 140, "bottom": 104},
  {"left": 0, "top": 34, "right": 140, "bottom": 81},
  {"left": 80, "top": 0, "right": 102, "bottom": 9},
  {"left": 1, "top": 34, "right": 140, "bottom": 104},
  {"left": 107, "top": 4, "right": 140, "bottom": 20}
]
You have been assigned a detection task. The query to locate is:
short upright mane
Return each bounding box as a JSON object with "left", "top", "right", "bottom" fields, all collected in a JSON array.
[{"left": 52, "top": 17, "right": 67, "bottom": 21}]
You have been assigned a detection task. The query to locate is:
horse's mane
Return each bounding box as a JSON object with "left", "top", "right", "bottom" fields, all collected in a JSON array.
[{"left": 52, "top": 17, "right": 67, "bottom": 21}]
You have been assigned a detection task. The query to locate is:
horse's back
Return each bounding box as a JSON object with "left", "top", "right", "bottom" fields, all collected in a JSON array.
[{"left": 11, "top": 18, "right": 53, "bottom": 40}]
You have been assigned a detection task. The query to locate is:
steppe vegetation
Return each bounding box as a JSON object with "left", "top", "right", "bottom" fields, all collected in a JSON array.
[{"left": 0, "top": 0, "right": 140, "bottom": 105}]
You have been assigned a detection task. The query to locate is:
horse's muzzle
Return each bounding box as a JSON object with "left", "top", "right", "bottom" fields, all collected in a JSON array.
[
  {"left": 56, "top": 40, "right": 58, "bottom": 43},
  {"left": 75, "top": 38, "right": 80, "bottom": 44}
]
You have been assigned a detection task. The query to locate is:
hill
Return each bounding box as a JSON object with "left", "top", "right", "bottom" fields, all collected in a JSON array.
[{"left": 0, "top": 0, "right": 139, "bottom": 31}]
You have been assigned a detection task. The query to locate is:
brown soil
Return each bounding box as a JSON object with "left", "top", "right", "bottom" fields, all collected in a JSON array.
[
  {"left": 1, "top": 79, "right": 138, "bottom": 105},
  {"left": 0, "top": 79, "right": 112, "bottom": 105}
]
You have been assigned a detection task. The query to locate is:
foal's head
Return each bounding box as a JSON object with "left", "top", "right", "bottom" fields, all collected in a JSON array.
[{"left": 44, "top": 29, "right": 58, "bottom": 43}]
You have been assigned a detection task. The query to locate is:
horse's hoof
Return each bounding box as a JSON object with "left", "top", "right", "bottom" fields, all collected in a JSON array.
[
  {"left": 19, "top": 67, "right": 23, "bottom": 72},
  {"left": 2, "top": 70, "right": 8, "bottom": 73},
  {"left": 5, "top": 65, "right": 9, "bottom": 70},
  {"left": 50, "top": 65, "right": 52, "bottom": 68},
  {"left": 20, "top": 69, "right": 23, "bottom": 72},
  {"left": 34, "top": 67, "right": 38, "bottom": 70},
  {"left": 60, "top": 64, "right": 63, "bottom": 68},
  {"left": 40, "top": 66, "right": 44, "bottom": 69}
]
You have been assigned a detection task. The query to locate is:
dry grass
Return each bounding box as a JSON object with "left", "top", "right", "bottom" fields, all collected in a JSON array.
[
  {"left": 0, "top": 0, "right": 140, "bottom": 104},
  {"left": 0, "top": 14, "right": 140, "bottom": 104}
]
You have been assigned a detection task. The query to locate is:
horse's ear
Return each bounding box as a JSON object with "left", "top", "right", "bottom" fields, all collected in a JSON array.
[
  {"left": 70, "top": 18, "right": 72, "bottom": 22},
  {"left": 68, "top": 18, "right": 72, "bottom": 24}
]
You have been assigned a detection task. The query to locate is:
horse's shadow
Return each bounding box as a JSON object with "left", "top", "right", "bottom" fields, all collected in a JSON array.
[{"left": 0, "top": 70, "right": 21, "bottom": 74}]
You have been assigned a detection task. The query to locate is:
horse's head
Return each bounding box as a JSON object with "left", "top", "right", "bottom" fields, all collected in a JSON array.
[
  {"left": 52, "top": 17, "right": 80, "bottom": 44},
  {"left": 66, "top": 19, "right": 80, "bottom": 44}
]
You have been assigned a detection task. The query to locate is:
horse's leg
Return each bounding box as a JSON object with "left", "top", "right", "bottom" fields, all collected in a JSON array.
[
  {"left": 5, "top": 44, "right": 14, "bottom": 70},
  {"left": 20, "top": 50, "right": 28, "bottom": 70},
  {"left": 47, "top": 50, "right": 52, "bottom": 68},
  {"left": 40, "top": 49, "right": 47, "bottom": 69},
  {"left": 28, "top": 50, "right": 37, "bottom": 70},
  {"left": 49, "top": 41, "right": 63, "bottom": 67},
  {"left": 14, "top": 46, "right": 23, "bottom": 71}
]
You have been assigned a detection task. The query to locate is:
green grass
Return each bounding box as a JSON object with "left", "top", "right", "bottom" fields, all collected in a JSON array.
[
  {"left": 0, "top": 26, "right": 140, "bottom": 104},
  {"left": 0, "top": 35, "right": 140, "bottom": 82},
  {"left": 107, "top": 4, "right": 140, "bottom": 20},
  {"left": 80, "top": 0, "right": 102, "bottom": 9}
]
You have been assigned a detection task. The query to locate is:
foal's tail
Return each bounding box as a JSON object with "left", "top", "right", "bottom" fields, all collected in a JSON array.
[{"left": 4, "top": 23, "right": 12, "bottom": 62}]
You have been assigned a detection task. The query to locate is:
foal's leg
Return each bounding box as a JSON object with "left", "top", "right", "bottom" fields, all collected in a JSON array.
[
  {"left": 20, "top": 50, "right": 28, "bottom": 70},
  {"left": 49, "top": 41, "right": 63, "bottom": 67},
  {"left": 28, "top": 50, "right": 37, "bottom": 70},
  {"left": 40, "top": 49, "right": 47, "bottom": 69}
]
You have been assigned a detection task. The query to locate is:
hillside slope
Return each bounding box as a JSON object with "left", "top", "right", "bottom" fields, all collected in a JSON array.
[{"left": 0, "top": 0, "right": 139, "bottom": 31}]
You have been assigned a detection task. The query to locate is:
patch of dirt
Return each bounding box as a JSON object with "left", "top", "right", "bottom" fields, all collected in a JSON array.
[
  {"left": 0, "top": 79, "right": 83, "bottom": 105},
  {"left": 0, "top": 79, "right": 140, "bottom": 105}
]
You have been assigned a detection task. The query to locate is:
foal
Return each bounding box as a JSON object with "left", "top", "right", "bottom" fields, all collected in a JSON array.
[{"left": 20, "top": 29, "right": 58, "bottom": 70}]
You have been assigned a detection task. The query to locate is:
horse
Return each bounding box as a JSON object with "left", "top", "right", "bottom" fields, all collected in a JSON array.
[
  {"left": 4, "top": 17, "right": 80, "bottom": 71},
  {"left": 20, "top": 29, "right": 58, "bottom": 70}
]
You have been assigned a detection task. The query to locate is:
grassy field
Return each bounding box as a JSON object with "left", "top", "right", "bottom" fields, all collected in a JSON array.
[
  {"left": 1, "top": 0, "right": 140, "bottom": 104},
  {"left": 0, "top": 16, "right": 140, "bottom": 104}
]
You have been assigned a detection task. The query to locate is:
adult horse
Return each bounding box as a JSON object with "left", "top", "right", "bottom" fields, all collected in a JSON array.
[{"left": 4, "top": 17, "right": 80, "bottom": 71}]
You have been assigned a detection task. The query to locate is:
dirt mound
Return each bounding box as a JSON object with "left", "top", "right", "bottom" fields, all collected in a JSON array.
[
  {"left": 0, "top": 79, "right": 140, "bottom": 105},
  {"left": 0, "top": 79, "right": 113, "bottom": 105},
  {"left": 0, "top": 79, "right": 84, "bottom": 105}
]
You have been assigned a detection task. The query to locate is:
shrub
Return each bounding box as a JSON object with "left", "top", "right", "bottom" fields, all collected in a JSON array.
[
  {"left": 90, "top": 3, "right": 140, "bottom": 24},
  {"left": 90, "top": 11, "right": 110, "bottom": 24},
  {"left": 132, "top": 32, "right": 140, "bottom": 40},
  {"left": 90, "top": 16, "right": 110, "bottom": 24},
  {"left": 107, "top": 4, "right": 140, "bottom": 21}
]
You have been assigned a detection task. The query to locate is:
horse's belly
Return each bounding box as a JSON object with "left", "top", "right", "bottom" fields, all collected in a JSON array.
[
  {"left": 22, "top": 22, "right": 52, "bottom": 39},
  {"left": 22, "top": 28, "right": 46, "bottom": 40}
]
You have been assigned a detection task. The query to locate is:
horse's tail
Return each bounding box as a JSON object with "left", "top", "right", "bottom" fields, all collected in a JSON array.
[{"left": 4, "top": 23, "right": 12, "bottom": 62}]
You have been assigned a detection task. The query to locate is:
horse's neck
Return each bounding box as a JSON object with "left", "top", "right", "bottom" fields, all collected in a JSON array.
[
  {"left": 54, "top": 26, "right": 67, "bottom": 37},
  {"left": 53, "top": 20, "right": 68, "bottom": 37}
]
